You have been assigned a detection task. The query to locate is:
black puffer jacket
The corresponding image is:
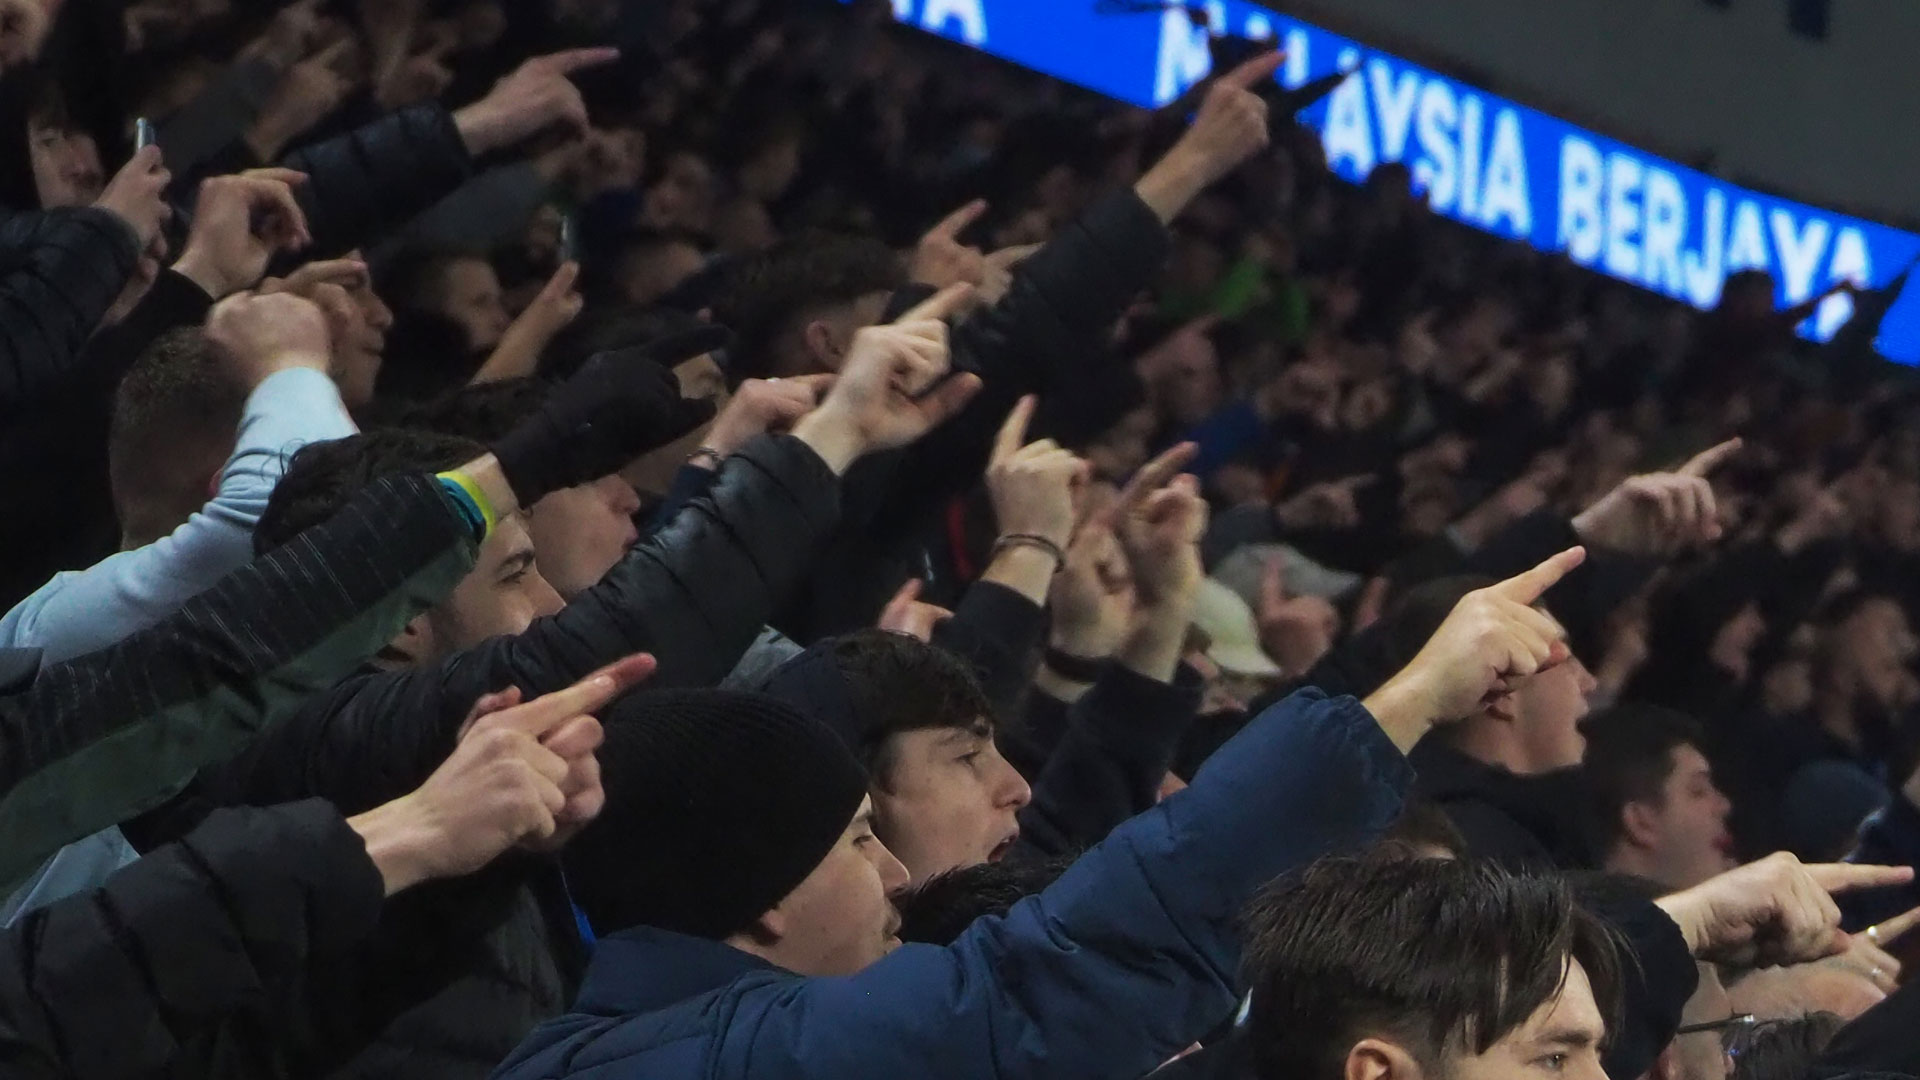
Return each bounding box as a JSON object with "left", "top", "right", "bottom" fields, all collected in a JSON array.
[
  {"left": 125, "top": 434, "right": 844, "bottom": 1078},
  {"left": 0, "top": 206, "right": 138, "bottom": 417},
  {"left": 0, "top": 801, "right": 386, "bottom": 1080},
  {"left": 777, "top": 188, "right": 1172, "bottom": 642},
  {"left": 279, "top": 105, "right": 472, "bottom": 260}
]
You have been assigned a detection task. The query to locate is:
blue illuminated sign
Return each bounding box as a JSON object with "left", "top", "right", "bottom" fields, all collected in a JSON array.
[{"left": 872, "top": 0, "right": 1920, "bottom": 365}]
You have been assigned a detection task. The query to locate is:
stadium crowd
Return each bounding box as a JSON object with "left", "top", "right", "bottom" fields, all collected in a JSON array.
[{"left": 1, "top": 0, "right": 1920, "bottom": 1077}]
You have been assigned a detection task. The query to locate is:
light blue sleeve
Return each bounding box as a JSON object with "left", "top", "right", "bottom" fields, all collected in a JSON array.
[{"left": 0, "top": 367, "right": 355, "bottom": 663}]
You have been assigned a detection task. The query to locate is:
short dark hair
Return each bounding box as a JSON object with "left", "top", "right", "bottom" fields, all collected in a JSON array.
[
  {"left": 709, "top": 234, "right": 904, "bottom": 380},
  {"left": 110, "top": 327, "right": 247, "bottom": 545},
  {"left": 1242, "top": 856, "right": 1624, "bottom": 1080},
  {"left": 1728, "top": 1013, "right": 1842, "bottom": 1080},
  {"left": 897, "top": 856, "right": 1074, "bottom": 945},
  {"left": 1377, "top": 800, "right": 1468, "bottom": 860},
  {"left": 395, "top": 376, "right": 552, "bottom": 445},
  {"left": 254, "top": 429, "right": 483, "bottom": 554},
  {"left": 1582, "top": 705, "right": 1709, "bottom": 853},
  {"left": 830, "top": 629, "right": 995, "bottom": 780}
]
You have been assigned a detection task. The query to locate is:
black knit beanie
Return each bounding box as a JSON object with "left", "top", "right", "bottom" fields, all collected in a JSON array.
[{"left": 562, "top": 689, "right": 869, "bottom": 941}]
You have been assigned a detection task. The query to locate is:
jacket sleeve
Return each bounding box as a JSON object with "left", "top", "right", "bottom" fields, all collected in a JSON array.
[
  {"left": 186, "top": 434, "right": 846, "bottom": 817},
  {"left": 886, "top": 190, "right": 1172, "bottom": 524},
  {"left": 0, "top": 367, "right": 357, "bottom": 663},
  {"left": 0, "top": 207, "right": 140, "bottom": 416},
  {"left": 928, "top": 581, "right": 1045, "bottom": 720},
  {"left": 1015, "top": 663, "right": 1202, "bottom": 858},
  {"left": 281, "top": 105, "right": 474, "bottom": 258},
  {"left": 0, "top": 800, "right": 384, "bottom": 1079},
  {"left": 0, "top": 474, "right": 475, "bottom": 887},
  {"left": 726, "top": 690, "right": 1413, "bottom": 1080}
]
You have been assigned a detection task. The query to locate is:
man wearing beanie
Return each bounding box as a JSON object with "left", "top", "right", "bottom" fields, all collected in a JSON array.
[{"left": 495, "top": 551, "right": 1591, "bottom": 1080}]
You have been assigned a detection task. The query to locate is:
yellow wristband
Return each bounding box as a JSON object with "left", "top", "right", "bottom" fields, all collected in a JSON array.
[{"left": 437, "top": 470, "right": 499, "bottom": 539}]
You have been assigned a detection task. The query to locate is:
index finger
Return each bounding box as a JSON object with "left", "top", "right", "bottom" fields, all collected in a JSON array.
[
  {"left": 896, "top": 282, "right": 975, "bottom": 324},
  {"left": 926, "top": 199, "right": 987, "bottom": 242},
  {"left": 1488, "top": 547, "right": 1587, "bottom": 605},
  {"left": 544, "top": 260, "right": 581, "bottom": 297},
  {"left": 992, "top": 395, "right": 1038, "bottom": 463},
  {"left": 539, "top": 46, "right": 621, "bottom": 75},
  {"left": 497, "top": 653, "right": 656, "bottom": 736},
  {"left": 1867, "top": 902, "right": 1920, "bottom": 945},
  {"left": 1213, "top": 48, "right": 1285, "bottom": 92},
  {"left": 290, "top": 257, "right": 369, "bottom": 291},
  {"left": 1806, "top": 863, "right": 1917, "bottom": 895},
  {"left": 242, "top": 167, "right": 309, "bottom": 187},
  {"left": 1115, "top": 441, "right": 1199, "bottom": 513},
  {"left": 1678, "top": 437, "right": 1742, "bottom": 479}
]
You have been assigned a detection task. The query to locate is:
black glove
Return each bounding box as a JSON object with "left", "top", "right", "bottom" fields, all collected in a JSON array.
[{"left": 491, "top": 327, "right": 728, "bottom": 504}]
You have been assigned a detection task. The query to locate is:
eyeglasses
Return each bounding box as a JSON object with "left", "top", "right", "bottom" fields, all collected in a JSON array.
[{"left": 1674, "top": 1014, "right": 1757, "bottom": 1037}]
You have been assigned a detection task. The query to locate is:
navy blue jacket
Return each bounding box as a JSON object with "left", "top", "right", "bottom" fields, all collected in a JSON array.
[{"left": 493, "top": 689, "right": 1412, "bottom": 1080}]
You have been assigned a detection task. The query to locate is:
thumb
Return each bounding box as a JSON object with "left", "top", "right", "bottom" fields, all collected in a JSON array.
[
  {"left": 991, "top": 394, "right": 1037, "bottom": 464},
  {"left": 884, "top": 577, "right": 923, "bottom": 612},
  {"left": 542, "top": 260, "right": 581, "bottom": 303}
]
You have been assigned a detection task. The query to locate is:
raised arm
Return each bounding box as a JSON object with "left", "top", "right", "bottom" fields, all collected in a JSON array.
[
  {"left": 2, "top": 292, "right": 350, "bottom": 663},
  {"left": 0, "top": 463, "right": 491, "bottom": 886}
]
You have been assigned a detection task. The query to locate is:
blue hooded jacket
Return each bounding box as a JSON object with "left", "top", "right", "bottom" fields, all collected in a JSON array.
[{"left": 492, "top": 689, "right": 1413, "bottom": 1080}]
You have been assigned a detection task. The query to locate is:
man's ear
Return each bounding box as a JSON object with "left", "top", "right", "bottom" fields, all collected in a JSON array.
[
  {"left": 1622, "top": 799, "right": 1663, "bottom": 850},
  {"left": 802, "top": 318, "right": 844, "bottom": 369},
  {"left": 377, "top": 614, "right": 435, "bottom": 670},
  {"left": 1345, "top": 1038, "right": 1425, "bottom": 1080}
]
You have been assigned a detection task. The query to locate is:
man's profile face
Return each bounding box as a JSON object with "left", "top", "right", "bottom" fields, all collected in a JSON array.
[
  {"left": 759, "top": 797, "right": 909, "bottom": 977},
  {"left": 421, "top": 515, "right": 564, "bottom": 659},
  {"left": 870, "top": 719, "right": 1032, "bottom": 885},
  {"left": 1508, "top": 646, "right": 1595, "bottom": 774},
  {"left": 1445, "top": 958, "right": 1608, "bottom": 1080},
  {"left": 1638, "top": 745, "right": 1736, "bottom": 889}
]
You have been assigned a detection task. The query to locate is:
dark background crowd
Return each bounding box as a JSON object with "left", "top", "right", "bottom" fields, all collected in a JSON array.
[{"left": 4, "top": 0, "right": 1920, "bottom": 1078}]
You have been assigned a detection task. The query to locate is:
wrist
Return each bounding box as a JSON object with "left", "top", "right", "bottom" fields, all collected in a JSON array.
[
  {"left": 981, "top": 541, "right": 1060, "bottom": 605},
  {"left": 1653, "top": 892, "right": 1708, "bottom": 956},
  {"left": 790, "top": 409, "right": 863, "bottom": 474},
  {"left": 172, "top": 249, "right": 236, "bottom": 299},
  {"left": 1134, "top": 145, "right": 1215, "bottom": 224},
  {"left": 1049, "top": 622, "right": 1123, "bottom": 661},
  {"left": 453, "top": 101, "right": 510, "bottom": 157},
  {"left": 1119, "top": 615, "right": 1186, "bottom": 683},
  {"left": 347, "top": 795, "right": 439, "bottom": 897},
  {"left": 1361, "top": 669, "right": 1437, "bottom": 756},
  {"left": 453, "top": 453, "right": 522, "bottom": 519}
]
